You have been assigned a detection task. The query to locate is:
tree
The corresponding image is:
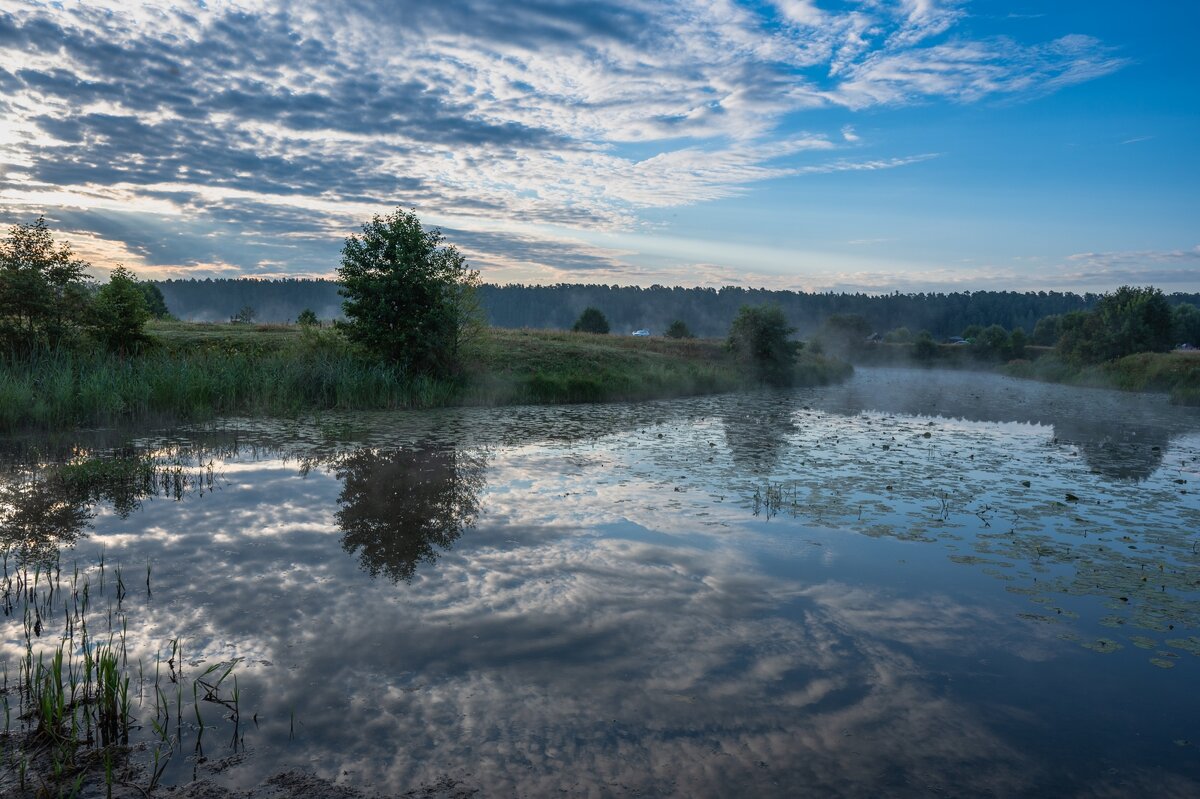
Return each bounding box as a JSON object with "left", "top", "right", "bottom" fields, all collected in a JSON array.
[
  {"left": 572, "top": 307, "right": 610, "bottom": 334},
  {"left": 296, "top": 308, "right": 320, "bottom": 327},
  {"left": 1171, "top": 302, "right": 1200, "bottom": 346},
  {"left": 1058, "top": 286, "right": 1173, "bottom": 364},
  {"left": 0, "top": 216, "right": 91, "bottom": 354},
  {"left": 337, "top": 208, "right": 480, "bottom": 377},
  {"left": 1032, "top": 314, "right": 1061, "bottom": 346},
  {"left": 971, "top": 324, "right": 1011, "bottom": 361},
  {"left": 138, "top": 282, "right": 170, "bottom": 319},
  {"left": 884, "top": 326, "right": 912, "bottom": 344},
  {"left": 665, "top": 319, "right": 694, "bottom": 339},
  {"left": 1094, "top": 286, "right": 1173, "bottom": 359},
  {"left": 912, "top": 330, "right": 938, "bottom": 361},
  {"left": 1009, "top": 327, "right": 1028, "bottom": 359},
  {"left": 231, "top": 305, "right": 256, "bottom": 324},
  {"left": 727, "top": 305, "right": 798, "bottom": 386},
  {"left": 89, "top": 266, "right": 152, "bottom": 354}
]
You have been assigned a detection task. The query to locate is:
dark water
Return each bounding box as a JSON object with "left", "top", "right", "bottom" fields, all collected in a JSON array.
[{"left": 3, "top": 368, "right": 1200, "bottom": 797}]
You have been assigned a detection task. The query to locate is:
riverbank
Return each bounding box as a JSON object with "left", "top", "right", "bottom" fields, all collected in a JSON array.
[
  {"left": 0, "top": 322, "right": 851, "bottom": 433},
  {"left": 840, "top": 341, "right": 1200, "bottom": 406},
  {"left": 1002, "top": 350, "right": 1200, "bottom": 406}
]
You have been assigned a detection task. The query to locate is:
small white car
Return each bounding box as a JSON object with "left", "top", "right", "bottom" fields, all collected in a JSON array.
[{"left": 632, "top": 329, "right": 651, "bottom": 337}]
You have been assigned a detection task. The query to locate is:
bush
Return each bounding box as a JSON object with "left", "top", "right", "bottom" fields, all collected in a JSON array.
[
  {"left": 297, "top": 308, "right": 320, "bottom": 327},
  {"left": 572, "top": 307, "right": 610, "bottom": 334},
  {"left": 665, "top": 319, "right": 694, "bottom": 339}
]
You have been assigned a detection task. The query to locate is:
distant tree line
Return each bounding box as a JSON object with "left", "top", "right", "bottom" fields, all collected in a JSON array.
[{"left": 148, "top": 278, "right": 1200, "bottom": 339}]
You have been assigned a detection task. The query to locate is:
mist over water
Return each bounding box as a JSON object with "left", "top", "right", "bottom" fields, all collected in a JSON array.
[{"left": 2, "top": 369, "right": 1199, "bottom": 797}]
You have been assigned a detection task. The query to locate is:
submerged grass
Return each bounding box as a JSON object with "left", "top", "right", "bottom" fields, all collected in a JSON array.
[{"left": 0, "top": 322, "right": 852, "bottom": 432}]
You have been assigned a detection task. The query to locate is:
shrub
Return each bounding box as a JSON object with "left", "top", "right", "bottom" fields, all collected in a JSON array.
[{"left": 572, "top": 307, "right": 610, "bottom": 334}]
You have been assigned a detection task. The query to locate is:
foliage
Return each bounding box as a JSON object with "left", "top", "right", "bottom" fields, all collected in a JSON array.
[
  {"left": 89, "top": 266, "right": 152, "bottom": 354},
  {"left": 138, "top": 281, "right": 170, "bottom": 318},
  {"left": 727, "top": 304, "right": 798, "bottom": 385},
  {"left": 665, "top": 319, "right": 694, "bottom": 339},
  {"left": 1009, "top": 327, "right": 1027, "bottom": 359},
  {"left": 0, "top": 216, "right": 92, "bottom": 355},
  {"left": 231, "top": 305, "right": 256, "bottom": 324},
  {"left": 1056, "top": 286, "right": 1174, "bottom": 364},
  {"left": 337, "top": 207, "right": 481, "bottom": 378},
  {"left": 971, "top": 324, "right": 1011, "bottom": 360},
  {"left": 1172, "top": 302, "right": 1200, "bottom": 346},
  {"left": 912, "top": 330, "right": 938, "bottom": 361},
  {"left": 884, "top": 326, "right": 913, "bottom": 344},
  {"left": 572, "top": 306, "right": 610, "bottom": 334},
  {"left": 1032, "top": 314, "right": 1062, "bottom": 346},
  {"left": 297, "top": 308, "right": 320, "bottom": 327}
]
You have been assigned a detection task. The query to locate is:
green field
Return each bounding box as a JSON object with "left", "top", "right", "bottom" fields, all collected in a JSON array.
[{"left": 0, "top": 322, "right": 852, "bottom": 433}]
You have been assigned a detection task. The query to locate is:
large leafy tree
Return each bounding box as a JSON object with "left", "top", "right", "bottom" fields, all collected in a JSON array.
[
  {"left": 727, "top": 304, "right": 798, "bottom": 386},
  {"left": 337, "top": 208, "right": 480, "bottom": 377},
  {"left": 1058, "top": 286, "right": 1173, "bottom": 363},
  {"left": 0, "top": 217, "right": 92, "bottom": 355}
]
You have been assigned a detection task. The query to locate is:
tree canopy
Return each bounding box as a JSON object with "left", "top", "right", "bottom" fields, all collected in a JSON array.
[
  {"left": 0, "top": 216, "right": 91, "bottom": 354},
  {"left": 89, "top": 266, "right": 151, "bottom": 355},
  {"left": 727, "top": 305, "right": 798, "bottom": 386},
  {"left": 336, "top": 208, "right": 480, "bottom": 377}
]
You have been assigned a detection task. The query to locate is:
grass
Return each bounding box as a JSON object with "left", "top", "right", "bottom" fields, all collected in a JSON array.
[
  {"left": 0, "top": 322, "right": 852, "bottom": 432},
  {"left": 1003, "top": 350, "right": 1200, "bottom": 405}
]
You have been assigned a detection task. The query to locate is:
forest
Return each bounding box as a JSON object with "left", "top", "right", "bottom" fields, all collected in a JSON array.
[{"left": 152, "top": 278, "right": 1200, "bottom": 339}]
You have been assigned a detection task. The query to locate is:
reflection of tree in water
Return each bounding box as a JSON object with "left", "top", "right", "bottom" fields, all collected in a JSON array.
[
  {"left": 0, "top": 476, "right": 92, "bottom": 565},
  {"left": 0, "top": 454, "right": 212, "bottom": 565},
  {"left": 335, "top": 443, "right": 486, "bottom": 582},
  {"left": 1054, "top": 417, "right": 1169, "bottom": 482},
  {"left": 722, "top": 394, "right": 798, "bottom": 475}
]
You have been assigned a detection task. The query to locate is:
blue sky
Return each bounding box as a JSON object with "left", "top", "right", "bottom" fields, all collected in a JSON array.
[{"left": 0, "top": 0, "right": 1196, "bottom": 292}]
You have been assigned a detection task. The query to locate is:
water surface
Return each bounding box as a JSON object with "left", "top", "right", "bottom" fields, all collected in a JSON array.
[{"left": 2, "top": 368, "right": 1199, "bottom": 797}]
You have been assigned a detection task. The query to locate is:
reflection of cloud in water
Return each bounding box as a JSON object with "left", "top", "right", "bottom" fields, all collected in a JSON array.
[{"left": 1, "top": 373, "right": 1198, "bottom": 795}]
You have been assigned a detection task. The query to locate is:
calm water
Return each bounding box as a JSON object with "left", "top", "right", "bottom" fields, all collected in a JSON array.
[{"left": 3, "top": 368, "right": 1200, "bottom": 797}]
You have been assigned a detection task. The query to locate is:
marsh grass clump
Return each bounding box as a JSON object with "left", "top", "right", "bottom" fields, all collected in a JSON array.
[{"left": 1, "top": 550, "right": 248, "bottom": 795}]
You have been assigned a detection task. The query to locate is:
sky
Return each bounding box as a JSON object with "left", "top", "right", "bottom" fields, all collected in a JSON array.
[{"left": 0, "top": 0, "right": 1196, "bottom": 293}]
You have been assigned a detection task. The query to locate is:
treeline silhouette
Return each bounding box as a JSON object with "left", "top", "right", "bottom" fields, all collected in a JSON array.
[{"left": 152, "top": 279, "right": 1200, "bottom": 339}]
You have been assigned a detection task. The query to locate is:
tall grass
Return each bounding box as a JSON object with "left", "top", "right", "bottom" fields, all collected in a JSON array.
[
  {"left": 0, "top": 324, "right": 856, "bottom": 432},
  {"left": 0, "top": 347, "right": 456, "bottom": 433}
]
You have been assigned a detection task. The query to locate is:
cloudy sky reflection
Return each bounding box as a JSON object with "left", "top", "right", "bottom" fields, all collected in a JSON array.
[{"left": 2, "top": 372, "right": 1200, "bottom": 795}]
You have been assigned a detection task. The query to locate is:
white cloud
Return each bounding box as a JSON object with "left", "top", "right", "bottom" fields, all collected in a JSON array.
[{"left": 0, "top": 0, "right": 1129, "bottom": 282}]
